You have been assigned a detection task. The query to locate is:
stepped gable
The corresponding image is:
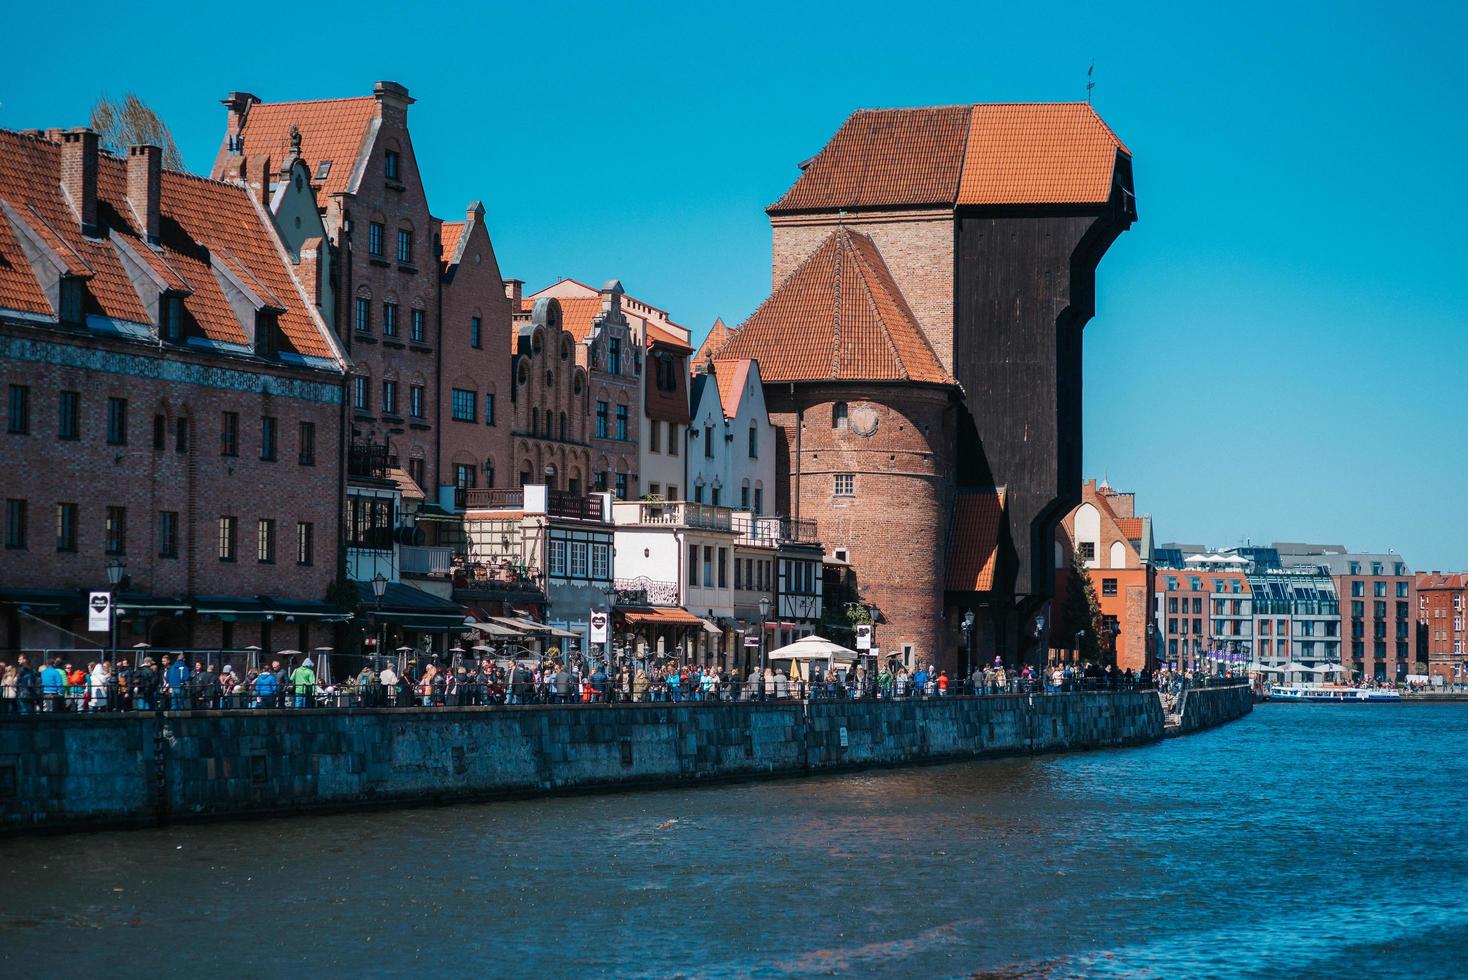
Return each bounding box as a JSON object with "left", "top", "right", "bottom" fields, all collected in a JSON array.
[
  {"left": 769, "top": 102, "right": 1129, "bottom": 213},
  {"left": 718, "top": 226, "right": 953, "bottom": 386}
]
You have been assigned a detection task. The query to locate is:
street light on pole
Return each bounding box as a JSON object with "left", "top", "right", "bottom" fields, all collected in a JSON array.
[
  {"left": 758, "top": 595, "right": 771, "bottom": 700},
  {"left": 371, "top": 572, "right": 388, "bottom": 669},
  {"left": 961, "top": 610, "right": 975, "bottom": 691},
  {"left": 105, "top": 558, "right": 125, "bottom": 667}
]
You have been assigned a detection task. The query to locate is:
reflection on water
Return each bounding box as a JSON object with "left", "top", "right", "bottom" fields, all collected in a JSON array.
[{"left": 2, "top": 705, "right": 1466, "bottom": 978}]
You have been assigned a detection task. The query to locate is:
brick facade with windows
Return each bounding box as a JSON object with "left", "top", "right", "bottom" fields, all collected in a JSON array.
[
  {"left": 508, "top": 297, "right": 591, "bottom": 494},
  {"left": 1416, "top": 572, "right": 1468, "bottom": 682},
  {"left": 1053, "top": 479, "right": 1156, "bottom": 671}
]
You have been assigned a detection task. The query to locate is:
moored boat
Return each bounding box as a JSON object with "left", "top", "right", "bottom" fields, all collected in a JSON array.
[{"left": 1269, "top": 684, "right": 1401, "bottom": 703}]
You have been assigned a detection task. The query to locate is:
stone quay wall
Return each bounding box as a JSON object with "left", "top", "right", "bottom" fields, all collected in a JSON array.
[{"left": 0, "top": 686, "right": 1250, "bottom": 833}]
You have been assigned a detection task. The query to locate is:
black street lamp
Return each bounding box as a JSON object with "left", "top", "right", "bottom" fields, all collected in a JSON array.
[
  {"left": 371, "top": 573, "right": 388, "bottom": 668},
  {"left": 758, "top": 595, "right": 771, "bottom": 700},
  {"left": 961, "top": 610, "right": 975, "bottom": 691},
  {"left": 105, "top": 558, "right": 125, "bottom": 666}
]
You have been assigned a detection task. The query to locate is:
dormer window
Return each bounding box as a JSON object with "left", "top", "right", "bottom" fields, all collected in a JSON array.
[
  {"left": 161, "top": 295, "right": 185, "bottom": 343},
  {"left": 315, "top": 161, "right": 333, "bottom": 181},
  {"left": 59, "top": 278, "right": 84, "bottom": 324},
  {"left": 255, "top": 311, "right": 278, "bottom": 357},
  {"left": 384, "top": 149, "right": 400, "bottom": 181}
]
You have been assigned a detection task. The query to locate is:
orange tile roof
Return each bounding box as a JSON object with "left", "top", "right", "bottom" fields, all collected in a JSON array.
[
  {"left": 646, "top": 321, "right": 691, "bottom": 353},
  {"left": 439, "top": 220, "right": 464, "bottom": 272},
  {"left": 1115, "top": 517, "right": 1144, "bottom": 540},
  {"left": 620, "top": 606, "right": 706, "bottom": 626},
  {"left": 210, "top": 97, "right": 378, "bottom": 198},
  {"left": 1417, "top": 572, "right": 1468, "bottom": 590},
  {"left": 947, "top": 490, "right": 1006, "bottom": 592},
  {"left": 694, "top": 317, "right": 734, "bottom": 364},
  {"left": 718, "top": 227, "right": 954, "bottom": 386},
  {"left": 0, "top": 129, "right": 335, "bottom": 360},
  {"left": 769, "top": 103, "right": 1128, "bottom": 213},
  {"left": 709, "top": 358, "right": 752, "bottom": 419},
  {"left": 555, "top": 296, "right": 604, "bottom": 343}
]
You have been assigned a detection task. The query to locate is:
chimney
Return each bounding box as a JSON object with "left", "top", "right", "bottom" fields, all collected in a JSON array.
[
  {"left": 126, "top": 145, "right": 162, "bottom": 245},
  {"left": 250, "top": 155, "right": 272, "bottom": 205},
  {"left": 60, "top": 129, "right": 99, "bottom": 236},
  {"left": 221, "top": 91, "right": 259, "bottom": 155},
  {"left": 373, "top": 80, "right": 415, "bottom": 116},
  {"left": 467, "top": 200, "right": 484, "bottom": 224},
  {"left": 503, "top": 279, "right": 524, "bottom": 307}
]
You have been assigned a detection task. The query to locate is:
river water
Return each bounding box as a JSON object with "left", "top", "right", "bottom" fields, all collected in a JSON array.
[{"left": 2, "top": 704, "right": 1466, "bottom": 978}]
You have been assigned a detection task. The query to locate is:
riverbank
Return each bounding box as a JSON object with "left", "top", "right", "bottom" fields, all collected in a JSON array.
[{"left": 0, "top": 685, "right": 1250, "bottom": 833}]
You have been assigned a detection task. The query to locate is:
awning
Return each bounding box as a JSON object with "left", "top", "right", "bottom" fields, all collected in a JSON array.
[
  {"left": 0, "top": 588, "right": 84, "bottom": 615},
  {"left": 619, "top": 607, "right": 706, "bottom": 627},
  {"left": 468, "top": 621, "right": 525, "bottom": 638},
  {"left": 116, "top": 593, "right": 191, "bottom": 615},
  {"left": 488, "top": 615, "right": 549, "bottom": 633},
  {"left": 699, "top": 618, "right": 722, "bottom": 635},
  {"left": 192, "top": 595, "right": 353, "bottom": 623},
  {"left": 355, "top": 580, "right": 467, "bottom": 631}
]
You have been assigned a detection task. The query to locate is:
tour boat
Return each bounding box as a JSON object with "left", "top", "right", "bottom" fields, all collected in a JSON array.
[{"left": 1269, "top": 684, "right": 1401, "bottom": 703}]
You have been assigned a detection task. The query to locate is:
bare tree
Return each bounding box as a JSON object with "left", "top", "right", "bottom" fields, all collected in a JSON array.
[{"left": 89, "top": 93, "right": 186, "bottom": 171}]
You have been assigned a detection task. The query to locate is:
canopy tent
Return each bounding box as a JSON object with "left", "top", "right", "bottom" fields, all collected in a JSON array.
[
  {"left": 468, "top": 621, "right": 524, "bottom": 638},
  {"left": 767, "top": 635, "right": 858, "bottom": 663}
]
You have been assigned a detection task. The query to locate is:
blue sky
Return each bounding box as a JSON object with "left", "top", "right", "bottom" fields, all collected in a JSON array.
[{"left": 6, "top": 1, "right": 1465, "bottom": 569}]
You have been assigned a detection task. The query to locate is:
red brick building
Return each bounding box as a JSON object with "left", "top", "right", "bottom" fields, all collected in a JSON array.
[
  {"left": 0, "top": 127, "right": 347, "bottom": 652},
  {"left": 1053, "top": 479, "right": 1156, "bottom": 670},
  {"left": 213, "top": 82, "right": 512, "bottom": 507},
  {"left": 1416, "top": 572, "right": 1468, "bottom": 682},
  {"left": 707, "top": 103, "right": 1136, "bottom": 669},
  {"left": 507, "top": 296, "right": 592, "bottom": 494}
]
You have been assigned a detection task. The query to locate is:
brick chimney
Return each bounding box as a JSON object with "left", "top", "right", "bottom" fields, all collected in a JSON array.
[
  {"left": 221, "top": 91, "right": 259, "bottom": 155},
  {"left": 126, "top": 145, "right": 162, "bottom": 245},
  {"left": 250, "top": 155, "right": 272, "bottom": 205},
  {"left": 504, "top": 279, "right": 524, "bottom": 307},
  {"left": 373, "top": 80, "right": 415, "bottom": 112},
  {"left": 60, "top": 129, "right": 99, "bottom": 236}
]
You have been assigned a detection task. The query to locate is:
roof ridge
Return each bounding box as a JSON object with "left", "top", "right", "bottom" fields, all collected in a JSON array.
[
  {"left": 830, "top": 227, "right": 845, "bottom": 378},
  {"left": 247, "top": 96, "right": 377, "bottom": 110}
]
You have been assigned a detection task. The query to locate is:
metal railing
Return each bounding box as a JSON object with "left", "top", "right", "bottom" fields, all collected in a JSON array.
[
  {"left": 399, "top": 545, "right": 454, "bottom": 576},
  {"left": 730, "top": 514, "right": 819, "bottom": 547},
  {"left": 347, "top": 442, "right": 390, "bottom": 479},
  {"left": 613, "top": 501, "right": 732, "bottom": 531}
]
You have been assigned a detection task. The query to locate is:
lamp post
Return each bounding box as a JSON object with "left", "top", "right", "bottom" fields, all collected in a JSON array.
[
  {"left": 758, "top": 595, "right": 771, "bottom": 700},
  {"left": 371, "top": 573, "right": 388, "bottom": 669},
  {"left": 602, "top": 582, "right": 617, "bottom": 681},
  {"left": 105, "top": 558, "right": 125, "bottom": 666},
  {"left": 1075, "top": 630, "right": 1085, "bottom": 664},
  {"left": 961, "top": 610, "right": 975, "bottom": 692},
  {"left": 1146, "top": 622, "right": 1157, "bottom": 673}
]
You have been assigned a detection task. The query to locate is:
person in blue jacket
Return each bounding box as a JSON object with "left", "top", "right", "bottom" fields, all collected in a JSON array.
[
  {"left": 164, "top": 656, "right": 191, "bottom": 711},
  {"left": 252, "top": 669, "right": 278, "bottom": 708},
  {"left": 39, "top": 658, "right": 67, "bottom": 712}
]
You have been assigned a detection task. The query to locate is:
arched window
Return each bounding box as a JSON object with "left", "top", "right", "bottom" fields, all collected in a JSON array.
[
  {"left": 833, "top": 402, "right": 848, "bottom": 430},
  {"left": 545, "top": 463, "right": 558, "bottom": 489},
  {"left": 559, "top": 412, "right": 567, "bottom": 441}
]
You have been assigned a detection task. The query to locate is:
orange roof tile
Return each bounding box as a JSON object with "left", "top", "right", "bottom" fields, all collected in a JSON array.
[
  {"left": 210, "top": 97, "right": 378, "bottom": 198},
  {"left": 770, "top": 103, "right": 1129, "bottom": 213},
  {"left": 439, "top": 220, "right": 464, "bottom": 272},
  {"left": 0, "top": 129, "right": 335, "bottom": 360},
  {"left": 709, "top": 358, "right": 752, "bottom": 419},
  {"left": 646, "top": 320, "right": 691, "bottom": 353},
  {"left": 1115, "top": 517, "right": 1145, "bottom": 541},
  {"left": 694, "top": 317, "right": 734, "bottom": 364},
  {"left": 621, "top": 606, "right": 706, "bottom": 626},
  {"left": 718, "top": 227, "right": 954, "bottom": 386},
  {"left": 947, "top": 490, "right": 1006, "bottom": 592},
  {"left": 555, "top": 296, "right": 604, "bottom": 343}
]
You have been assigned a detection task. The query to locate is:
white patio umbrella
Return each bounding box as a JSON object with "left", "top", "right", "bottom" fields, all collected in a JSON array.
[{"left": 767, "top": 635, "right": 859, "bottom": 662}]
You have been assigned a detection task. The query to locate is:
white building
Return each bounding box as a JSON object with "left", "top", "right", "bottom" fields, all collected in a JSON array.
[{"left": 687, "top": 358, "right": 775, "bottom": 514}]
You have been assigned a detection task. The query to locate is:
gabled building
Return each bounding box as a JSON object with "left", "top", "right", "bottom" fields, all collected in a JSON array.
[
  {"left": 1415, "top": 571, "right": 1468, "bottom": 683},
  {"left": 508, "top": 297, "right": 592, "bottom": 495},
  {"left": 687, "top": 358, "right": 776, "bottom": 513},
  {"left": 0, "top": 127, "right": 348, "bottom": 652}
]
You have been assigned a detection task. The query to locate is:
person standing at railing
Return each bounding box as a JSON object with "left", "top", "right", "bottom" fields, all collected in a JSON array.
[
  {"left": 290, "top": 658, "right": 317, "bottom": 709},
  {"left": 1, "top": 663, "right": 17, "bottom": 714},
  {"left": 88, "top": 661, "right": 111, "bottom": 712},
  {"left": 251, "top": 668, "right": 276, "bottom": 708},
  {"left": 163, "top": 656, "right": 190, "bottom": 711}
]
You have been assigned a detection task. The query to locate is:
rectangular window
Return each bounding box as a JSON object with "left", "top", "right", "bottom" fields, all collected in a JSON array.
[
  {"left": 55, "top": 502, "right": 77, "bottom": 552},
  {"left": 153, "top": 413, "right": 166, "bottom": 450},
  {"left": 59, "top": 278, "right": 84, "bottom": 323},
  {"left": 753, "top": 487, "right": 763, "bottom": 514},
  {"left": 614, "top": 472, "right": 628, "bottom": 500},
  {"left": 592, "top": 543, "right": 610, "bottom": 580},
  {"left": 667, "top": 485, "right": 678, "bottom": 502},
  {"left": 218, "top": 515, "right": 236, "bottom": 561},
  {"left": 221, "top": 411, "right": 239, "bottom": 456},
  {"left": 718, "top": 547, "right": 728, "bottom": 588},
  {"left": 106, "top": 397, "right": 127, "bottom": 445},
  {"left": 609, "top": 337, "right": 622, "bottom": 375},
  {"left": 397, "top": 228, "right": 413, "bottom": 264},
  {"left": 353, "top": 377, "right": 369, "bottom": 413},
  {"left": 596, "top": 401, "right": 609, "bottom": 439},
  {"left": 455, "top": 464, "right": 475, "bottom": 491},
  {"left": 384, "top": 149, "right": 400, "bottom": 181},
  {"left": 749, "top": 424, "right": 758, "bottom": 458},
  {"left": 470, "top": 316, "right": 482, "bottom": 349},
  {"left": 693, "top": 484, "right": 704, "bottom": 504},
  {"left": 257, "top": 518, "right": 275, "bottom": 563},
  {"left": 58, "top": 390, "right": 80, "bottom": 440},
  {"left": 703, "top": 424, "right": 713, "bottom": 458},
  {"left": 484, "top": 393, "right": 495, "bottom": 426},
  {"left": 260, "top": 416, "right": 277, "bottom": 461},
  {"left": 703, "top": 546, "right": 714, "bottom": 588},
  {"left": 1102, "top": 578, "right": 1118, "bottom": 597},
  {"left": 408, "top": 458, "right": 425, "bottom": 490},
  {"left": 4, "top": 499, "right": 26, "bottom": 549},
  {"left": 347, "top": 497, "right": 395, "bottom": 551},
  {"left": 296, "top": 522, "right": 314, "bottom": 566},
  {"left": 741, "top": 485, "right": 750, "bottom": 509},
  {"left": 383, "top": 302, "right": 398, "bottom": 337},
  {"left": 162, "top": 295, "right": 184, "bottom": 342},
  {"left": 368, "top": 221, "right": 384, "bottom": 257},
  {"left": 382, "top": 379, "right": 398, "bottom": 416},
  {"left": 735, "top": 558, "right": 743, "bottom": 590},
  {"left": 409, "top": 385, "right": 425, "bottom": 419},
  {"left": 668, "top": 424, "right": 679, "bottom": 456},
  {"left": 175, "top": 417, "right": 189, "bottom": 454},
  {"left": 6, "top": 385, "right": 29, "bottom": 435},
  {"left": 615, "top": 405, "right": 629, "bottom": 441},
  {"left": 834, "top": 473, "right": 855, "bottom": 497},
  {"left": 549, "top": 539, "right": 567, "bottom": 577},
  {"left": 1374, "top": 581, "right": 1387, "bottom": 597},
  {"left": 688, "top": 544, "right": 699, "bottom": 586},
  {"left": 1078, "top": 542, "right": 1096, "bottom": 561},
  {"left": 355, "top": 297, "right": 371, "bottom": 333},
  {"left": 410, "top": 308, "right": 425, "bottom": 343},
  {"left": 157, "top": 510, "right": 178, "bottom": 558},
  {"left": 451, "top": 388, "right": 476, "bottom": 422},
  {"left": 712, "top": 486, "right": 721, "bottom": 507},
  {"left": 105, "top": 505, "right": 126, "bottom": 555},
  {"left": 298, "top": 421, "right": 316, "bottom": 466},
  {"left": 648, "top": 420, "right": 661, "bottom": 454},
  {"left": 571, "top": 541, "right": 588, "bottom": 578}
]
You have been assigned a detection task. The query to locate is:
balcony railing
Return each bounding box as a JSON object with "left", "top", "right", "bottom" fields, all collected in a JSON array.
[
  {"left": 463, "top": 487, "right": 604, "bottom": 521},
  {"left": 399, "top": 545, "right": 454, "bottom": 576},
  {"left": 348, "top": 442, "right": 390, "bottom": 480},
  {"left": 463, "top": 488, "right": 526, "bottom": 510},
  {"left": 731, "top": 513, "right": 819, "bottom": 547},
  {"left": 613, "top": 576, "right": 681, "bottom": 606},
  {"left": 613, "top": 501, "right": 732, "bottom": 531}
]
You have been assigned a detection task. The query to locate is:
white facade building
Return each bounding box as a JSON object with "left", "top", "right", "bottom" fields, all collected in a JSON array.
[{"left": 688, "top": 359, "right": 775, "bottom": 514}]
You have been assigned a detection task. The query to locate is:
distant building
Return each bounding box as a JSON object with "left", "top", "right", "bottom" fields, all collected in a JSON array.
[
  {"left": 1246, "top": 566, "right": 1341, "bottom": 684},
  {"left": 1416, "top": 572, "right": 1468, "bottom": 683},
  {"left": 1054, "top": 479, "right": 1156, "bottom": 671},
  {"left": 1281, "top": 550, "right": 1414, "bottom": 682},
  {"left": 1154, "top": 566, "right": 1253, "bottom": 671}
]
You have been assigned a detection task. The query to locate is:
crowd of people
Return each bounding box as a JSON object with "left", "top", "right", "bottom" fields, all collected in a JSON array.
[{"left": 0, "top": 650, "right": 1208, "bottom": 714}]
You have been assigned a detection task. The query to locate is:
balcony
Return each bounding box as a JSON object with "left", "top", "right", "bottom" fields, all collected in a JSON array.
[
  {"left": 613, "top": 576, "right": 681, "bottom": 606},
  {"left": 462, "top": 486, "right": 605, "bottom": 521},
  {"left": 731, "top": 513, "right": 819, "bottom": 548},
  {"left": 399, "top": 545, "right": 453, "bottom": 577},
  {"left": 613, "top": 501, "right": 732, "bottom": 531},
  {"left": 348, "top": 441, "right": 389, "bottom": 480}
]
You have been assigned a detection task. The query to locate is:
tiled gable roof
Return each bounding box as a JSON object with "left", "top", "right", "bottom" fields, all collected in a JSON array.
[
  {"left": 718, "top": 227, "right": 953, "bottom": 386},
  {"left": 555, "top": 296, "right": 604, "bottom": 343},
  {"left": 947, "top": 489, "right": 1006, "bottom": 592},
  {"left": 645, "top": 321, "right": 691, "bottom": 353},
  {"left": 211, "top": 97, "right": 377, "bottom": 198},
  {"left": 1115, "top": 516, "right": 1145, "bottom": 541},
  {"left": 769, "top": 103, "right": 1128, "bottom": 213},
  {"left": 0, "top": 129, "right": 335, "bottom": 360},
  {"left": 439, "top": 220, "right": 464, "bottom": 273},
  {"left": 709, "top": 358, "right": 752, "bottom": 419},
  {"left": 694, "top": 316, "right": 734, "bottom": 364}
]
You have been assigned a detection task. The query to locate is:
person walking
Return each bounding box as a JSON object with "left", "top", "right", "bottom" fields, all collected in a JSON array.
[{"left": 289, "top": 658, "right": 317, "bottom": 709}]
